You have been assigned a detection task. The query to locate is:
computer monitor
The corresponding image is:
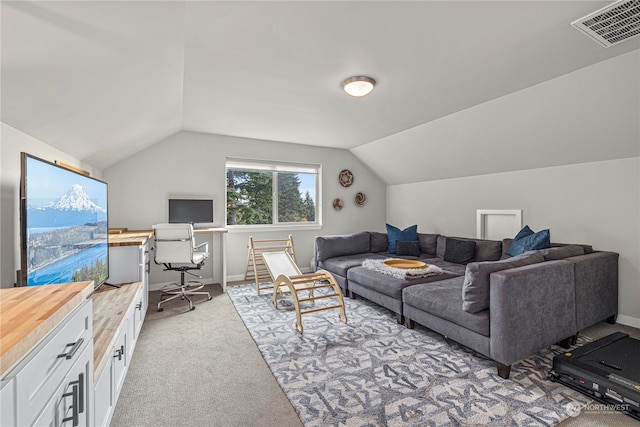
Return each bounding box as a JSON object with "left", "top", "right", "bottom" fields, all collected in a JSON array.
[{"left": 168, "top": 199, "right": 214, "bottom": 227}]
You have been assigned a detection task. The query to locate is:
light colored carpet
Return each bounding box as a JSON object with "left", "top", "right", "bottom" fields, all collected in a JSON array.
[
  {"left": 110, "top": 283, "right": 302, "bottom": 427},
  {"left": 112, "top": 283, "right": 640, "bottom": 427}
]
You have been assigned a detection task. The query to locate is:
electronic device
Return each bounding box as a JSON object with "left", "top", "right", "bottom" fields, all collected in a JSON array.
[
  {"left": 168, "top": 198, "right": 214, "bottom": 228},
  {"left": 549, "top": 332, "right": 640, "bottom": 421},
  {"left": 20, "top": 153, "right": 109, "bottom": 289}
]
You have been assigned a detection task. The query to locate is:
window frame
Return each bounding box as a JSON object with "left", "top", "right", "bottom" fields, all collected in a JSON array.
[{"left": 225, "top": 158, "right": 322, "bottom": 231}]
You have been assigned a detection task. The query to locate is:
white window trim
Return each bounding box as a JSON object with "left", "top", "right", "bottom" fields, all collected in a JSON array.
[{"left": 226, "top": 157, "right": 322, "bottom": 228}]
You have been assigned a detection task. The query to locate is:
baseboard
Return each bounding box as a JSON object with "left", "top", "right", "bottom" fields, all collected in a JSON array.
[
  {"left": 616, "top": 314, "right": 640, "bottom": 329},
  {"left": 226, "top": 267, "right": 313, "bottom": 285},
  {"left": 227, "top": 274, "right": 245, "bottom": 283}
]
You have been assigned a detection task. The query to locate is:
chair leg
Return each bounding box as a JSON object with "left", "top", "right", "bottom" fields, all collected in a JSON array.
[{"left": 157, "top": 270, "right": 211, "bottom": 312}]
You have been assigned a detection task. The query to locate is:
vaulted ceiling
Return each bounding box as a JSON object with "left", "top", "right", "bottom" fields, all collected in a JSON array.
[{"left": 2, "top": 1, "right": 638, "bottom": 170}]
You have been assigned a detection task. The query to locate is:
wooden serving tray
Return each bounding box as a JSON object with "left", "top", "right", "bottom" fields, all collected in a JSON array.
[{"left": 383, "top": 260, "right": 426, "bottom": 269}]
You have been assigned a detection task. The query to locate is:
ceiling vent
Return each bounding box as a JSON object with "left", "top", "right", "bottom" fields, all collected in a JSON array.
[{"left": 571, "top": 0, "right": 640, "bottom": 47}]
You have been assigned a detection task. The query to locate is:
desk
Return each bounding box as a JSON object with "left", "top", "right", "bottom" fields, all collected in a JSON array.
[{"left": 194, "top": 227, "right": 228, "bottom": 293}]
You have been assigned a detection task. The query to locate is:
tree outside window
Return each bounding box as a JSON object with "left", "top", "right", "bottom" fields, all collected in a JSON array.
[{"left": 226, "top": 160, "right": 319, "bottom": 226}]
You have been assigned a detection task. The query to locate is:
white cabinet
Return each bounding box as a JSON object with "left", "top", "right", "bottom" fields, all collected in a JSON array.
[
  {"left": 2, "top": 300, "right": 94, "bottom": 427},
  {"left": 31, "top": 342, "right": 93, "bottom": 427},
  {"left": 109, "top": 240, "right": 150, "bottom": 313},
  {"left": 92, "top": 282, "right": 144, "bottom": 427}
]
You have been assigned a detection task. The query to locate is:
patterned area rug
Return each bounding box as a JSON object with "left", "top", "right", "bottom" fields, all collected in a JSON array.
[{"left": 227, "top": 284, "right": 590, "bottom": 426}]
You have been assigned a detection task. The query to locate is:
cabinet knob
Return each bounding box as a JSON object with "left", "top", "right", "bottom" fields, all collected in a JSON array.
[{"left": 136, "top": 301, "right": 142, "bottom": 311}]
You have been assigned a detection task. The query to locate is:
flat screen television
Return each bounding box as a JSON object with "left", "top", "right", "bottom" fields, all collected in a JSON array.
[
  {"left": 168, "top": 198, "right": 214, "bottom": 227},
  {"left": 20, "top": 153, "right": 109, "bottom": 289}
]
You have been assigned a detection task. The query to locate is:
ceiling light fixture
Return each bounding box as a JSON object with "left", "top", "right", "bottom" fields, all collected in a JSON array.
[{"left": 342, "top": 76, "right": 376, "bottom": 97}]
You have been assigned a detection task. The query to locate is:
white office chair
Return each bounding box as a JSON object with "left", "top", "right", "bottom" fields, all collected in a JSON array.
[{"left": 153, "top": 223, "right": 212, "bottom": 311}]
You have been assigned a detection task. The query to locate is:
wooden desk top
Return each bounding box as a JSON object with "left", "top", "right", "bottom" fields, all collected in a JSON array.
[
  {"left": 0, "top": 281, "right": 94, "bottom": 378},
  {"left": 108, "top": 229, "right": 154, "bottom": 247},
  {"left": 91, "top": 282, "right": 142, "bottom": 376}
]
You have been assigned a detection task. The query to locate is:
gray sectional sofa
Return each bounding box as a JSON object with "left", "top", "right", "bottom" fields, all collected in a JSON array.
[{"left": 314, "top": 231, "right": 618, "bottom": 379}]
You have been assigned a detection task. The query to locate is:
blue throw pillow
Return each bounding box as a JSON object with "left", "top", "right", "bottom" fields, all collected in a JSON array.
[
  {"left": 385, "top": 224, "right": 418, "bottom": 254},
  {"left": 509, "top": 225, "right": 550, "bottom": 256}
]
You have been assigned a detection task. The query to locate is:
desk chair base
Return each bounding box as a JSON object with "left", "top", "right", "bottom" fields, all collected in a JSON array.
[{"left": 157, "top": 270, "right": 212, "bottom": 312}]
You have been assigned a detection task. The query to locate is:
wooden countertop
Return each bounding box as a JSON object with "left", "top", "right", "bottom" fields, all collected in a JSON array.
[
  {"left": 91, "top": 282, "right": 142, "bottom": 376},
  {"left": 108, "top": 229, "right": 153, "bottom": 247},
  {"left": 0, "top": 281, "right": 94, "bottom": 378}
]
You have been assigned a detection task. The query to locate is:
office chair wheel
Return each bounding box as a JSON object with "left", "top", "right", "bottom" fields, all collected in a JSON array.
[
  {"left": 208, "top": 296, "right": 212, "bottom": 301},
  {"left": 190, "top": 306, "right": 196, "bottom": 311},
  {"left": 158, "top": 307, "right": 164, "bottom": 312}
]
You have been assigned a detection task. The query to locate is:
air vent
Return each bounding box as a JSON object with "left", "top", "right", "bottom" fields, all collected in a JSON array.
[{"left": 571, "top": 0, "right": 640, "bottom": 47}]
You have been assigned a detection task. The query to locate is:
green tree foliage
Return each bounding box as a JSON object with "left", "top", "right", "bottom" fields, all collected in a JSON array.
[
  {"left": 278, "top": 173, "right": 306, "bottom": 222},
  {"left": 226, "top": 168, "right": 316, "bottom": 225},
  {"left": 72, "top": 258, "right": 108, "bottom": 285},
  {"left": 227, "top": 169, "right": 272, "bottom": 225},
  {"left": 303, "top": 191, "right": 315, "bottom": 222}
]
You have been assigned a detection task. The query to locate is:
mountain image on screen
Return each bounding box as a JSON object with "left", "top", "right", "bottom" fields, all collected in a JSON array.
[
  {"left": 26, "top": 182, "right": 108, "bottom": 286},
  {"left": 28, "top": 184, "right": 107, "bottom": 227}
]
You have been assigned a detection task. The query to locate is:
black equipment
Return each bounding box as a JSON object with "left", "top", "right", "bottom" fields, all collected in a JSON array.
[{"left": 549, "top": 332, "right": 640, "bottom": 421}]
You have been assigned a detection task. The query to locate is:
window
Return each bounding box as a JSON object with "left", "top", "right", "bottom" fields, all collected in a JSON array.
[{"left": 226, "top": 158, "right": 321, "bottom": 227}]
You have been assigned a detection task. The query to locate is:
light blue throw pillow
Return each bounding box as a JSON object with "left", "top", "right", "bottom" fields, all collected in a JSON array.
[
  {"left": 385, "top": 224, "right": 418, "bottom": 254},
  {"left": 509, "top": 225, "right": 550, "bottom": 256}
]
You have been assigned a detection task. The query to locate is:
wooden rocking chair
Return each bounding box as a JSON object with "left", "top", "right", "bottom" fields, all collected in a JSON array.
[{"left": 261, "top": 251, "right": 347, "bottom": 334}]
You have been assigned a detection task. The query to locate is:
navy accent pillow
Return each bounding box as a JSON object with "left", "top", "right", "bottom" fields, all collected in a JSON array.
[
  {"left": 385, "top": 224, "right": 418, "bottom": 254},
  {"left": 443, "top": 238, "right": 476, "bottom": 264},
  {"left": 509, "top": 225, "right": 551, "bottom": 256},
  {"left": 396, "top": 240, "right": 420, "bottom": 257}
]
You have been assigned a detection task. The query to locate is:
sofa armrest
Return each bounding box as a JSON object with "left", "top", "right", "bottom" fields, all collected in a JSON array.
[
  {"left": 489, "top": 260, "right": 576, "bottom": 366},
  {"left": 567, "top": 251, "right": 618, "bottom": 330}
]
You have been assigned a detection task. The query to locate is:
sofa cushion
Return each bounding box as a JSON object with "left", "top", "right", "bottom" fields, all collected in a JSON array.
[
  {"left": 386, "top": 224, "right": 418, "bottom": 254},
  {"left": 462, "top": 251, "right": 546, "bottom": 313},
  {"left": 315, "top": 232, "right": 370, "bottom": 262},
  {"left": 420, "top": 258, "right": 467, "bottom": 275},
  {"left": 348, "top": 266, "right": 458, "bottom": 300},
  {"left": 509, "top": 226, "right": 550, "bottom": 256},
  {"left": 370, "top": 232, "right": 389, "bottom": 253},
  {"left": 501, "top": 239, "right": 513, "bottom": 259},
  {"left": 403, "top": 277, "right": 490, "bottom": 336},
  {"left": 417, "top": 233, "right": 439, "bottom": 255},
  {"left": 318, "top": 253, "right": 385, "bottom": 277},
  {"left": 396, "top": 240, "right": 421, "bottom": 257},
  {"left": 539, "top": 245, "right": 585, "bottom": 261},
  {"left": 443, "top": 238, "right": 476, "bottom": 264},
  {"left": 474, "top": 240, "right": 502, "bottom": 262}
]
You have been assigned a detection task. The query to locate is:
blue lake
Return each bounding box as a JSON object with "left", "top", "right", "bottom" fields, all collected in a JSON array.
[{"left": 28, "top": 243, "right": 108, "bottom": 286}]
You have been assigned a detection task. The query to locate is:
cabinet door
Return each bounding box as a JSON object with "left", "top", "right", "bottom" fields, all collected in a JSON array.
[
  {"left": 32, "top": 343, "right": 92, "bottom": 427},
  {"left": 15, "top": 301, "right": 92, "bottom": 427},
  {"left": 1, "top": 378, "right": 15, "bottom": 426},
  {"left": 112, "top": 321, "right": 128, "bottom": 401},
  {"left": 93, "top": 359, "right": 113, "bottom": 427}
]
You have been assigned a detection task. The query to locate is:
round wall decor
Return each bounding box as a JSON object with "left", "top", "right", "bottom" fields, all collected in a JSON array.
[
  {"left": 354, "top": 192, "right": 366, "bottom": 206},
  {"left": 333, "top": 198, "right": 344, "bottom": 210},
  {"left": 338, "top": 169, "right": 353, "bottom": 187}
]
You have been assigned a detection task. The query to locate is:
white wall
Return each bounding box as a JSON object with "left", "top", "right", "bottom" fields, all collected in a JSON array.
[
  {"left": 103, "top": 131, "right": 386, "bottom": 288},
  {"left": 353, "top": 50, "right": 639, "bottom": 185},
  {"left": 0, "top": 123, "right": 101, "bottom": 288},
  {"left": 387, "top": 158, "right": 640, "bottom": 327}
]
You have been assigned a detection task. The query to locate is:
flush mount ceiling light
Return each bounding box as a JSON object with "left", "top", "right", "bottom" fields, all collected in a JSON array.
[{"left": 342, "top": 76, "right": 376, "bottom": 97}]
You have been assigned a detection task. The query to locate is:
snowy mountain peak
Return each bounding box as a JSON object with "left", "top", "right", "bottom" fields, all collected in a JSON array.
[{"left": 46, "top": 184, "right": 106, "bottom": 213}]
